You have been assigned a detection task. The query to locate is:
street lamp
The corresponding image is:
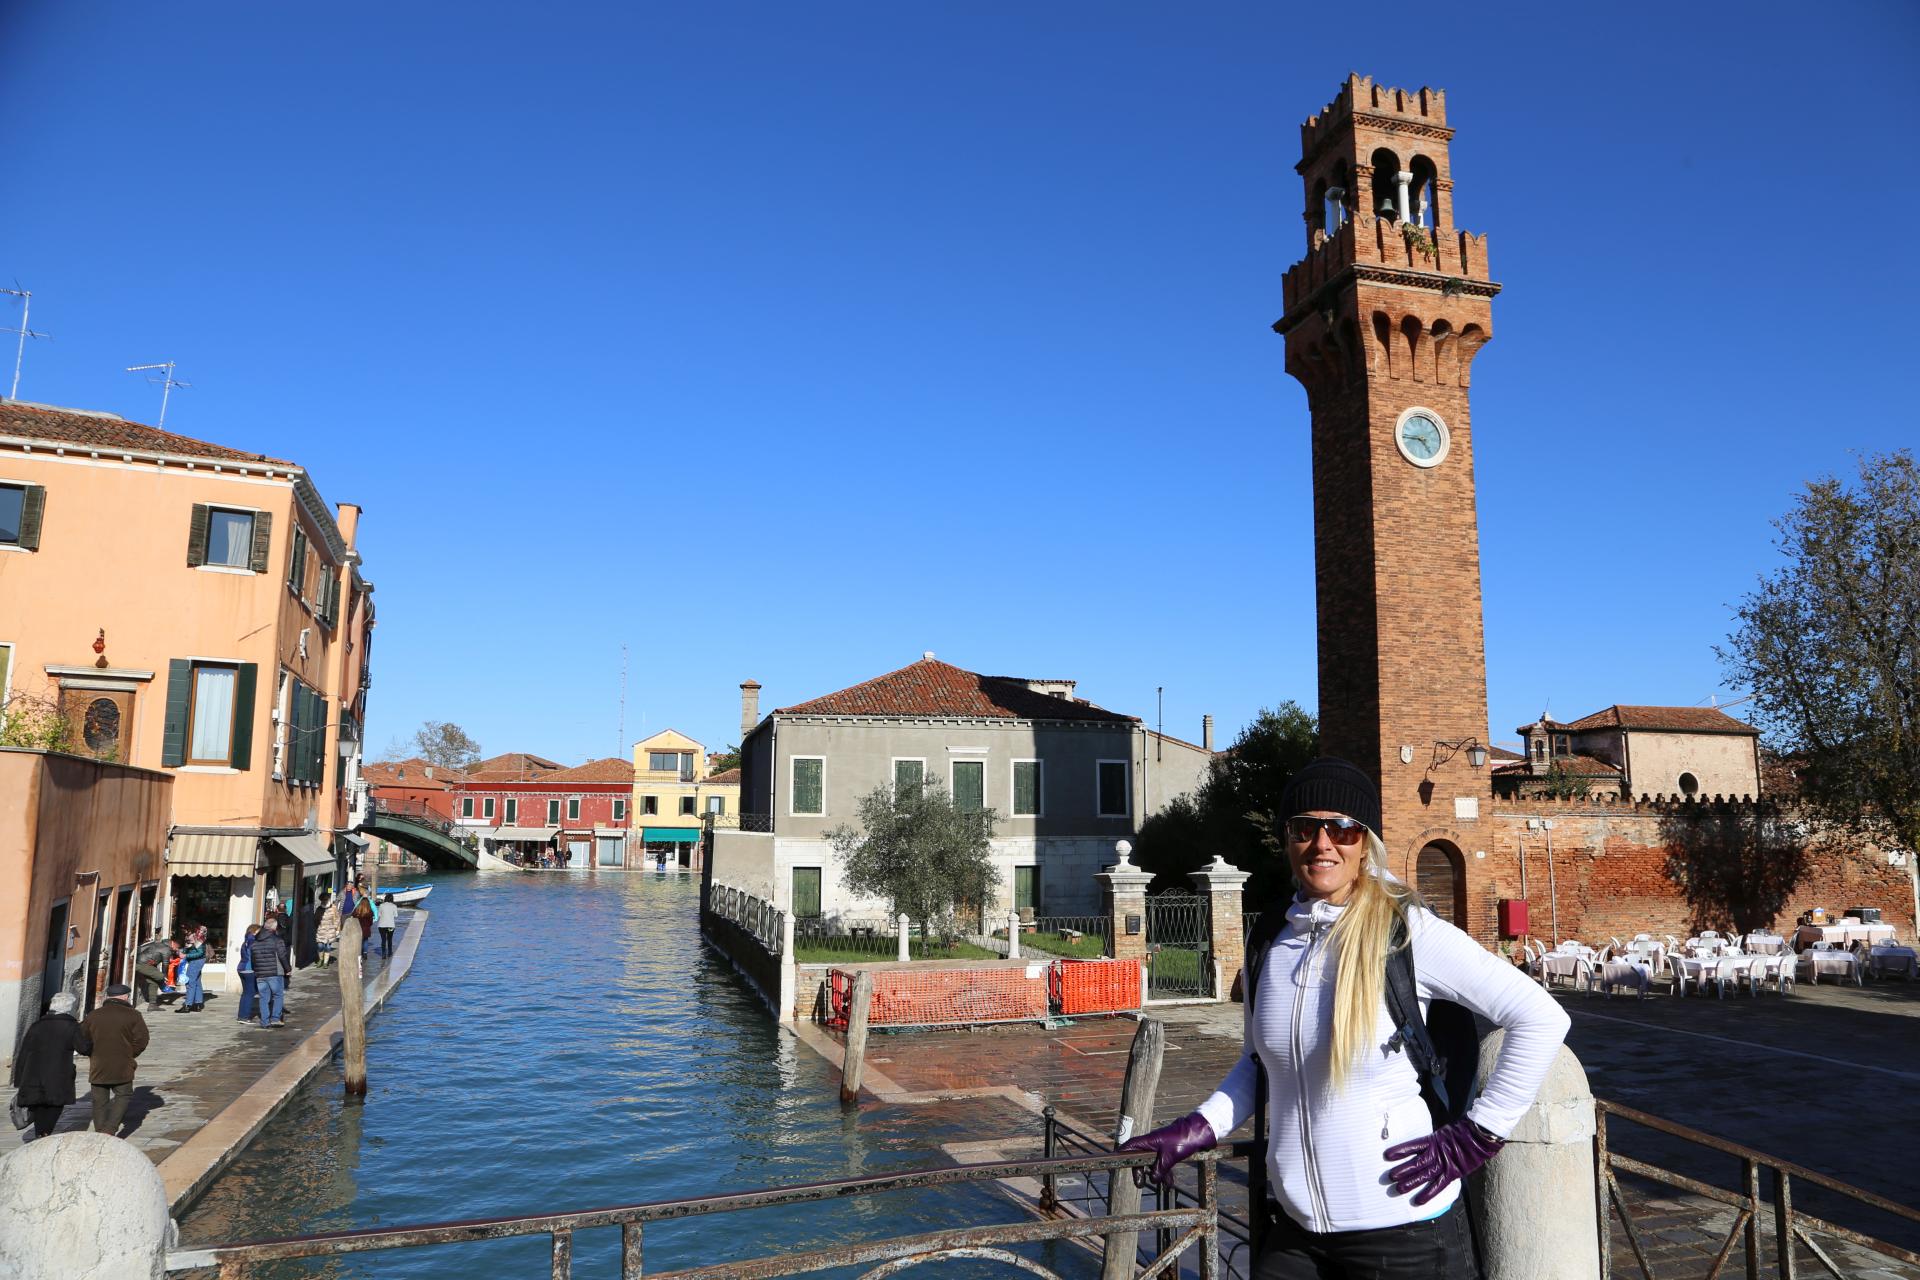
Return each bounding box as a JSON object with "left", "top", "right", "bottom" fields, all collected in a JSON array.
[{"left": 1429, "top": 738, "right": 1490, "bottom": 772}]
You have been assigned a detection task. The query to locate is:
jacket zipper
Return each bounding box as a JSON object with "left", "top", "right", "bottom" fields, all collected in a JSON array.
[{"left": 1292, "top": 918, "right": 1332, "bottom": 1232}]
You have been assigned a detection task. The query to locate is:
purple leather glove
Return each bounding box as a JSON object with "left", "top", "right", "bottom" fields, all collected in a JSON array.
[
  {"left": 1118, "top": 1111, "right": 1217, "bottom": 1187},
  {"left": 1384, "top": 1117, "right": 1505, "bottom": 1205}
]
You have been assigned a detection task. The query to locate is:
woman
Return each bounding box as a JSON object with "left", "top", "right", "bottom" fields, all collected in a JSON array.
[
  {"left": 235, "top": 924, "right": 261, "bottom": 1023},
  {"left": 177, "top": 925, "right": 208, "bottom": 1013},
  {"left": 353, "top": 894, "right": 375, "bottom": 956},
  {"left": 10, "top": 992, "right": 84, "bottom": 1138},
  {"left": 315, "top": 891, "right": 340, "bottom": 967},
  {"left": 1124, "top": 758, "right": 1569, "bottom": 1279}
]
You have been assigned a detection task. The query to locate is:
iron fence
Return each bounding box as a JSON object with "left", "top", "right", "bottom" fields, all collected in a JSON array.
[
  {"left": 1022, "top": 916, "right": 1111, "bottom": 960},
  {"left": 1242, "top": 912, "right": 1262, "bottom": 946},
  {"left": 1596, "top": 1098, "right": 1920, "bottom": 1279},
  {"left": 167, "top": 1148, "right": 1223, "bottom": 1280},
  {"left": 707, "top": 884, "right": 786, "bottom": 958},
  {"left": 1146, "top": 892, "right": 1213, "bottom": 999},
  {"left": 792, "top": 915, "right": 901, "bottom": 960},
  {"left": 737, "top": 812, "right": 775, "bottom": 833}
]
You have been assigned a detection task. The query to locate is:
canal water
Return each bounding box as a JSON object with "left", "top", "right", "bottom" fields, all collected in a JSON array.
[{"left": 179, "top": 873, "right": 1090, "bottom": 1278}]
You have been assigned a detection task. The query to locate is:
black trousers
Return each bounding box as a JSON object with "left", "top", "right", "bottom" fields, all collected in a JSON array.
[
  {"left": 1253, "top": 1200, "right": 1479, "bottom": 1280},
  {"left": 379, "top": 927, "right": 394, "bottom": 956},
  {"left": 27, "top": 1103, "right": 63, "bottom": 1137}
]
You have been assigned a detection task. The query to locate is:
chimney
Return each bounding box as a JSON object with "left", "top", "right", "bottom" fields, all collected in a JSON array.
[
  {"left": 336, "top": 502, "right": 362, "bottom": 552},
  {"left": 740, "top": 680, "right": 762, "bottom": 741},
  {"left": 1202, "top": 715, "right": 1215, "bottom": 752}
]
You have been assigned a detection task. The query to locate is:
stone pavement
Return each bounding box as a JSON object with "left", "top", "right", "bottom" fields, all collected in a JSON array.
[
  {"left": 795, "top": 976, "right": 1920, "bottom": 1278},
  {"left": 6, "top": 910, "right": 425, "bottom": 1209}
]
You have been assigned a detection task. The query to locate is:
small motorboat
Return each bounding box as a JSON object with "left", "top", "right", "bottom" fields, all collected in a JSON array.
[{"left": 384, "top": 885, "right": 432, "bottom": 907}]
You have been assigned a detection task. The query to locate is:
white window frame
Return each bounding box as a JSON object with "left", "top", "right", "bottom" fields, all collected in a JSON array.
[
  {"left": 891, "top": 756, "right": 926, "bottom": 799},
  {"left": 949, "top": 756, "right": 987, "bottom": 814},
  {"left": 0, "top": 641, "right": 13, "bottom": 731},
  {"left": 546, "top": 798, "right": 561, "bottom": 825},
  {"left": 461, "top": 797, "right": 475, "bottom": 818},
  {"left": 483, "top": 797, "right": 496, "bottom": 820},
  {"left": 504, "top": 797, "right": 518, "bottom": 825},
  {"left": 567, "top": 796, "right": 581, "bottom": 822},
  {"left": 1095, "top": 759, "right": 1130, "bottom": 818},
  {"left": 789, "top": 754, "right": 826, "bottom": 817},
  {"left": 612, "top": 798, "right": 626, "bottom": 822},
  {"left": 1010, "top": 758, "right": 1043, "bottom": 818},
  {"left": 199, "top": 504, "right": 264, "bottom": 571}
]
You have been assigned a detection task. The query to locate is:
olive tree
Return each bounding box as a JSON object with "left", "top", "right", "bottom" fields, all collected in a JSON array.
[{"left": 827, "top": 779, "right": 995, "bottom": 940}]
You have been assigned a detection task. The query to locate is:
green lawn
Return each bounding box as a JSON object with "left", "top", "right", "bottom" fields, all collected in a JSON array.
[
  {"left": 794, "top": 939, "right": 999, "bottom": 965},
  {"left": 1148, "top": 946, "right": 1208, "bottom": 993},
  {"left": 1021, "top": 930, "right": 1107, "bottom": 959}
]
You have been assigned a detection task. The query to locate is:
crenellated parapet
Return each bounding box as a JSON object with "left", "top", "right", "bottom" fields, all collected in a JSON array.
[
  {"left": 1299, "top": 73, "right": 1450, "bottom": 169},
  {"left": 1280, "top": 215, "right": 1495, "bottom": 319}
]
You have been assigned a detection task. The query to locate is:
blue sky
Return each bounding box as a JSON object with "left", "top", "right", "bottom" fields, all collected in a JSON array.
[{"left": 4, "top": 3, "right": 1916, "bottom": 764}]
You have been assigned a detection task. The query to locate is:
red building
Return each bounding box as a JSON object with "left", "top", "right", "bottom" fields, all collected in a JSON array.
[
  {"left": 362, "top": 757, "right": 466, "bottom": 822},
  {"left": 452, "top": 756, "right": 635, "bottom": 867}
]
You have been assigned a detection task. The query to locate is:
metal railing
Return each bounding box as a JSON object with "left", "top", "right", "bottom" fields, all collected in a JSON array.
[
  {"left": 370, "top": 796, "right": 457, "bottom": 837},
  {"left": 707, "top": 884, "right": 786, "bottom": 958},
  {"left": 792, "top": 915, "right": 901, "bottom": 959},
  {"left": 1021, "top": 915, "right": 1112, "bottom": 959},
  {"left": 1596, "top": 1098, "right": 1920, "bottom": 1279},
  {"left": 737, "top": 812, "right": 775, "bottom": 833},
  {"left": 167, "top": 1148, "right": 1223, "bottom": 1280}
]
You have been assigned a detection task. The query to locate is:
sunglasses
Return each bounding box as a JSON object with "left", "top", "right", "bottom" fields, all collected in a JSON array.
[{"left": 1284, "top": 815, "right": 1368, "bottom": 846}]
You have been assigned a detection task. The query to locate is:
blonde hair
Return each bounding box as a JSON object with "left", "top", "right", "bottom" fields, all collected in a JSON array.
[{"left": 1317, "top": 829, "right": 1420, "bottom": 1093}]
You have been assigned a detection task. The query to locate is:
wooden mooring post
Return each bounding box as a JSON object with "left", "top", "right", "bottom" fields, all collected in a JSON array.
[
  {"left": 339, "top": 915, "right": 368, "bottom": 1096},
  {"left": 839, "top": 970, "right": 874, "bottom": 1104},
  {"left": 1101, "top": 1016, "right": 1165, "bottom": 1280}
]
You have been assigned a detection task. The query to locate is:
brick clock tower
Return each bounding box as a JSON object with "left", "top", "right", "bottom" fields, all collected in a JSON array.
[{"left": 1274, "top": 75, "right": 1498, "bottom": 930}]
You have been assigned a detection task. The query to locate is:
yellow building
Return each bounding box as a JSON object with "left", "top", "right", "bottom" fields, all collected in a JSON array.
[{"left": 630, "top": 729, "right": 740, "bottom": 870}]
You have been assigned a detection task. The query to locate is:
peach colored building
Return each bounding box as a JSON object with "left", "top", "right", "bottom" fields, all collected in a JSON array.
[
  {"left": 0, "top": 400, "right": 375, "bottom": 1001},
  {"left": 0, "top": 750, "right": 171, "bottom": 1069}
]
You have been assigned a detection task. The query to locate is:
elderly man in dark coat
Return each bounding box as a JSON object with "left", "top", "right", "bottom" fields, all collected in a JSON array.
[
  {"left": 76, "top": 982, "right": 150, "bottom": 1136},
  {"left": 10, "top": 992, "right": 84, "bottom": 1138}
]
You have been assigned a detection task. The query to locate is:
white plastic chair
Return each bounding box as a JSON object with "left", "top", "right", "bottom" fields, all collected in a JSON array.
[{"left": 1666, "top": 951, "right": 1695, "bottom": 998}]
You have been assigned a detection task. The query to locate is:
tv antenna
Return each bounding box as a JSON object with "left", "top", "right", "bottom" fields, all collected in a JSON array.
[
  {"left": 125, "top": 361, "right": 190, "bottom": 428},
  {"left": 618, "top": 644, "right": 629, "bottom": 758},
  {"left": 1, "top": 288, "right": 51, "bottom": 401}
]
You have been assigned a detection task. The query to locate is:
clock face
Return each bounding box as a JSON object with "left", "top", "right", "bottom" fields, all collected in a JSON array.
[{"left": 1395, "top": 409, "right": 1450, "bottom": 468}]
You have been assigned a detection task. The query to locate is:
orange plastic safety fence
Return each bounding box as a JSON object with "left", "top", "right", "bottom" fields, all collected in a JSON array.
[
  {"left": 1052, "top": 957, "right": 1141, "bottom": 1015},
  {"left": 827, "top": 965, "right": 1049, "bottom": 1029}
]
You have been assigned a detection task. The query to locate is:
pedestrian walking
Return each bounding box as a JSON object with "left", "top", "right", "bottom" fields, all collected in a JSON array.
[
  {"left": 315, "top": 891, "right": 341, "bottom": 967},
  {"left": 297, "top": 896, "right": 318, "bottom": 968},
  {"left": 10, "top": 992, "right": 84, "bottom": 1139},
  {"left": 235, "top": 924, "right": 261, "bottom": 1023},
  {"left": 377, "top": 894, "right": 398, "bottom": 957},
  {"left": 75, "top": 983, "right": 149, "bottom": 1137},
  {"left": 133, "top": 933, "right": 173, "bottom": 1010},
  {"left": 1123, "top": 758, "right": 1571, "bottom": 1279},
  {"left": 353, "top": 894, "right": 375, "bottom": 957},
  {"left": 177, "top": 925, "right": 208, "bottom": 1013},
  {"left": 250, "top": 917, "right": 292, "bottom": 1028}
]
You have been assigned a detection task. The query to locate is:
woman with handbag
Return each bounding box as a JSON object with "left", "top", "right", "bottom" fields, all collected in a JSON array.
[
  {"left": 234, "top": 924, "right": 261, "bottom": 1023},
  {"left": 10, "top": 992, "right": 84, "bottom": 1138},
  {"left": 177, "top": 925, "right": 208, "bottom": 1013},
  {"left": 1123, "top": 758, "right": 1570, "bottom": 1279}
]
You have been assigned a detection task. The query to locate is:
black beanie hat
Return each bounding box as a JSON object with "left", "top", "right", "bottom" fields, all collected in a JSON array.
[{"left": 1277, "top": 757, "right": 1381, "bottom": 836}]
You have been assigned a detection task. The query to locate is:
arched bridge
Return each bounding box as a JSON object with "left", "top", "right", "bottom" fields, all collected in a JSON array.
[{"left": 360, "top": 799, "right": 477, "bottom": 871}]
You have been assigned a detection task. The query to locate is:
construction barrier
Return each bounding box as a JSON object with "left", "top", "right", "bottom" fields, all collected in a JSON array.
[
  {"left": 827, "top": 964, "right": 1050, "bottom": 1029},
  {"left": 1049, "top": 957, "right": 1143, "bottom": 1016}
]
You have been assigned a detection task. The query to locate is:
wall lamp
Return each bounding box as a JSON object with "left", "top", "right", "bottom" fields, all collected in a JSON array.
[{"left": 1429, "top": 738, "right": 1490, "bottom": 773}]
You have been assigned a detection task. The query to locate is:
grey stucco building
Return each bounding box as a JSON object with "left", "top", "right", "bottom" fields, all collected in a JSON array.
[{"left": 710, "top": 655, "right": 1213, "bottom": 920}]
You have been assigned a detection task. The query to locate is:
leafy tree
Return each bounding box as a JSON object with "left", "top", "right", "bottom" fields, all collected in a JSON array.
[
  {"left": 408, "top": 721, "right": 483, "bottom": 772},
  {"left": 707, "top": 744, "right": 742, "bottom": 774},
  {"left": 1538, "top": 761, "right": 1592, "bottom": 800},
  {"left": 1658, "top": 797, "right": 1810, "bottom": 934},
  {"left": 827, "top": 780, "right": 995, "bottom": 940},
  {"left": 1132, "top": 702, "right": 1319, "bottom": 903},
  {"left": 0, "top": 687, "right": 72, "bottom": 751},
  {"left": 1718, "top": 450, "right": 1920, "bottom": 861}
]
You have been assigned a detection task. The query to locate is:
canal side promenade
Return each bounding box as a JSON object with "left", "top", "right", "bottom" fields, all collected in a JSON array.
[
  {"left": 5, "top": 909, "right": 427, "bottom": 1213},
  {"left": 795, "top": 979, "right": 1920, "bottom": 1279}
]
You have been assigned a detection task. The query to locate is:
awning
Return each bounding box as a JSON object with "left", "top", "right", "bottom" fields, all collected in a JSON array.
[
  {"left": 489, "top": 825, "right": 560, "bottom": 842},
  {"left": 270, "top": 833, "right": 335, "bottom": 872},
  {"left": 166, "top": 832, "right": 261, "bottom": 877},
  {"left": 339, "top": 832, "right": 370, "bottom": 851},
  {"left": 641, "top": 827, "right": 701, "bottom": 844}
]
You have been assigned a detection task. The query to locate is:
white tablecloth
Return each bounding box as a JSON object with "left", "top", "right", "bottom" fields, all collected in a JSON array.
[
  {"left": 1541, "top": 954, "right": 1586, "bottom": 982},
  {"left": 1798, "top": 951, "right": 1863, "bottom": 983},
  {"left": 1679, "top": 956, "right": 1766, "bottom": 992},
  {"left": 1868, "top": 946, "right": 1918, "bottom": 979},
  {"left": 1795, "top": 923, "right": 1895, "bottom": 948},
  {"left": 1744, "top": 935, "right": 1785, "bottom": 954},
  {"left": 1595, "top": 959, "right": 1652, "bottom": 995}
]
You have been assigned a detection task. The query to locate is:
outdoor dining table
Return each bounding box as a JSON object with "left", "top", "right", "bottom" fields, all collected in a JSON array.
[
  {"left": 1539, "top": 952, "right": 1589, "bottom": 985},
  {"left": 1677, "top": 954, "right": 1766, "bottom": 995},
  {"left": 1743, "top": 934, "right": 1786, "bottom": 954},
  {"left": 1797, "top": 949, "right": 1864, "bottom": 985},
  {"left": 1593, "top": 958, "right": 1653, "bottom": 997},
  {"left": 1867, "top": 945, "right": 1918, "bottom": 980},
  {"left": 1794, "top": 922, "right": 1895, "bottom": 948}
]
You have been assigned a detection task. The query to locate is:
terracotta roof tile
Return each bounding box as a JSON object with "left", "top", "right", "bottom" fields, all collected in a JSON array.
[
  {"left": 776, "top": 658, "right": 1138, "bottom": 724},
  {"left": 363, "top": 757, "right": 464, "bottom": 789},
  {"left": 467, "top": 752, "right": 563, "bottom": 779},
  {"left": 0, "top": 400, "right": 297, "bottom": 466},
  {"left": 704, "top": 767, "right": 742, "bottom": 785},
  {"left": 1564, "top": 705, "right": 1756, "bottom": 734},
  {"left": 1492, "top": 752, "right": 1622, "bottom": 778},
  {"left": 542, "top": 758, "right": 636, "bottom": 784}
]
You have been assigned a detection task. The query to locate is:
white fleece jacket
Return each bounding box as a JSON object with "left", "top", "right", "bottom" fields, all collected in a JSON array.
[{"left": 1196, "top": 895, "right": 1569, "bottom": 1233}]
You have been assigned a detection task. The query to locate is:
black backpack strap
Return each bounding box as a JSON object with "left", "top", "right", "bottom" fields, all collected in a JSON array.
[{"left": 1382, "top": 915, "right": 1452, "bottom": 1123}]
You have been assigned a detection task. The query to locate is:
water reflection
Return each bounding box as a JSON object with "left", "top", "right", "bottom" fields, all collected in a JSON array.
[{"left": 179, "top": 874, "right": 1093, "bottom": 1279}]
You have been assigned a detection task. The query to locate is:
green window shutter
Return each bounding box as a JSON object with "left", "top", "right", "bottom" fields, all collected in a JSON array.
[
  {"left": 792, "top": 758, "right": 823, "bottom": 815},
  {"left": 309, "top": 691, "right": 328, "bottom": 784},
  {"left": 249, "top": 510, "right": 273, "bottom": 574},
  {"left": 186, "top": 505, "right": 210, "bottom": 567},
  {"left": 161, "top": 660, "right": 192, "bottom": 766},
  {"left": 289, "top": 528, "right": 307, "bottom": 592},
  {"left": 1013, "top": 762, "right": 1039, "bottom": 816},
  {"left": 954, "top": 761, "right": 984, "bottom": 813},
  {"left": 17, "top": 486, "right": 45, "bottom": 550},
  {"left": 229, "top": 663, "right": 258, "bottom": 770},
  {"left": 893, "top": 759, "right": 923, "bottom": 797}
]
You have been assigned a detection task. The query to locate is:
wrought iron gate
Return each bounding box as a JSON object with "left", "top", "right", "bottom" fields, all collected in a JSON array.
[{"left": 1146, "top": 892, "right": 1213, "bottom": 999}]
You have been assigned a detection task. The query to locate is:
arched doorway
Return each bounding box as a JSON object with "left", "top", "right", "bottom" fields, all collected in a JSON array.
[{"left": 1416, "top": 841, "right": 1466, "bottom": 927}]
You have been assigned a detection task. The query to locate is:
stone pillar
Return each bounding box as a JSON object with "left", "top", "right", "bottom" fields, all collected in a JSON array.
[
  {"left": 0, "top": 1133, "right": 174, "bottom": 1278},
  {"left": 1188, "top": 856, "right": 1251, "bottom": 998},
  {"left": 1395, "top": 169, "right": 1413, "bottom": 222},
  {"left": 896, "top": 912, "right": 911, "bottom": 963},
  {"left": 1470, "top": 1036, "right": 1601, "bottom": 1280},
  {"left": 1006, "top": 911, "right": 1022, "bottom": 960},
  {"left": 1099, "top": 842, "right": 1153, "bottom": 962},
  {"left": 778, "top": 913, "right": 797, "bottom": 1025}
]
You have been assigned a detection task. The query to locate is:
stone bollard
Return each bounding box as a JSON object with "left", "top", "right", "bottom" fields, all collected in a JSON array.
[
  {"left": 0, "top": 1132, "right": 174, "bottom": 1279},
  {"left": 1007, "top": 911, "right": 1022, "bottom": 960},
  {"left": 1470, "top": 1035, "right": 1600, "bottom": 1280},
  {"left": 896, "top": 913, "right": 911, "bottom": 963}
]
